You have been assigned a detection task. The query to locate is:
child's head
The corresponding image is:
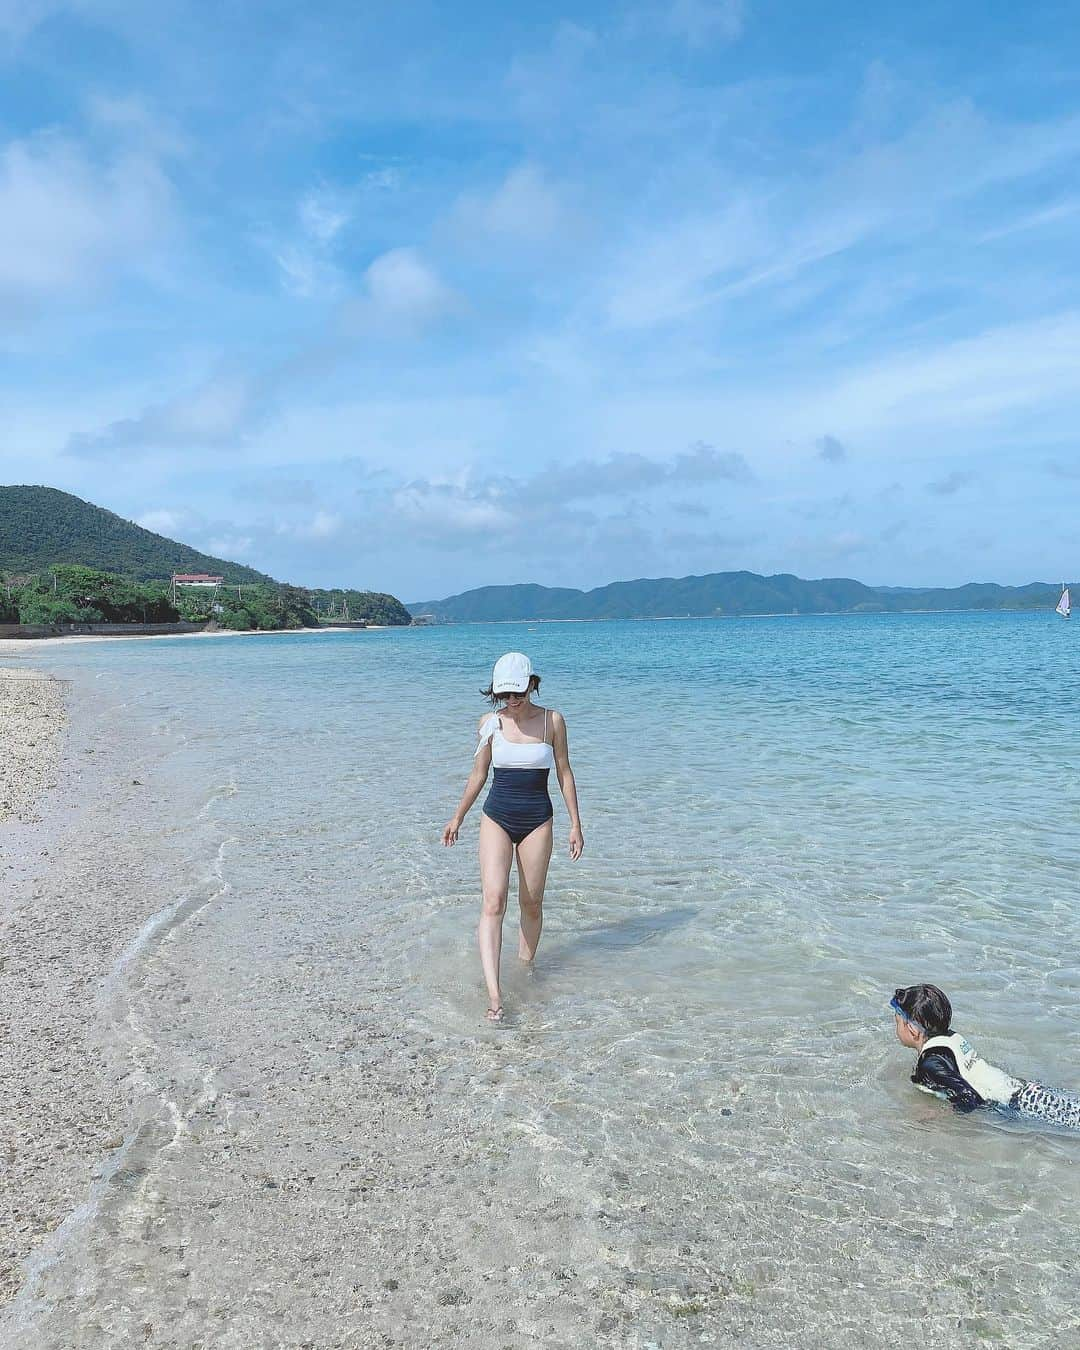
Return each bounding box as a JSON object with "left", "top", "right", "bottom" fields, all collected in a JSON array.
[{"left": 890, "top": 983, "right": 952, "bottom": 1049}]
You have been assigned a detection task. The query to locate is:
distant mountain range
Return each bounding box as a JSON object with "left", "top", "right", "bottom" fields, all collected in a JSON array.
[
  {"left": 0, "top": 485, "right": 275, "bottom": 584},
  {"left": 409, "top": 573, "right": 1070, "bottom": 622}
]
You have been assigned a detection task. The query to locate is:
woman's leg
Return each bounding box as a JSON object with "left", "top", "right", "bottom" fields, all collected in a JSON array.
[
  {"left": 515, "top": 819, "right": 553, "bottom": 962},
  {"left": 478, "top": 813, "right": 514, "bottom": 1013}
]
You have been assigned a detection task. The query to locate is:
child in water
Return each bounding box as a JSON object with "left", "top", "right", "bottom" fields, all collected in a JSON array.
[{"left": 890, "top": 983, "right": 1080, "bottom": 1129}]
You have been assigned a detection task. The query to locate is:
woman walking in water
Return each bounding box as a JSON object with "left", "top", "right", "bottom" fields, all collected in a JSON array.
[{"left": 442, "top": 652, "right": 584, "bottom": 1022}]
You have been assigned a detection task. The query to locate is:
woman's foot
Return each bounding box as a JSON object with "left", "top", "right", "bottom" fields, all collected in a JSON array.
[{"left": 485, "top": 1004, "right": 505, "bottom": 1023}]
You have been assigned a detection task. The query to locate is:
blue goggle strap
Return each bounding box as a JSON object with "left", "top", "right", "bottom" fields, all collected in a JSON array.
[{"left": 889, "top": 996, "right": 925, "bottom": 1032}]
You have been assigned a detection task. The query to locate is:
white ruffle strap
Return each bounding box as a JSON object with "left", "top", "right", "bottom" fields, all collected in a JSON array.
[{"left": 474, "top": 713, "right": 499, "bottom": 757}]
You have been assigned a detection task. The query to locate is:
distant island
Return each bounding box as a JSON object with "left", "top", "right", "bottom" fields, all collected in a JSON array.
[
  {"left": 0, "top": 486, "right": 412, "bottom": 630},
  {"left": 409, "top": 573, "right": 1072, "bottom": 623}
]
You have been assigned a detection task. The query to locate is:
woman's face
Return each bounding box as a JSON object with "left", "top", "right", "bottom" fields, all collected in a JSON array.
[{"left": 499, "top": 689, "right": 528, "bottom": 711}]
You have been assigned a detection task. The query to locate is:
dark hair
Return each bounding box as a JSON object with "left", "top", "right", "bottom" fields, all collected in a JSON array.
[
  {"left": 480, "top": 674, "right": 541, "bottom": 706},
  {"left": 894, "top": 984, "right": 952, "bottom": 1037}
]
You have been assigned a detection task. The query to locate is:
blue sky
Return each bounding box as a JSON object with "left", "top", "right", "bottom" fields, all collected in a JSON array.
[{"left": 2, "top": 0, "right": 1079, "bottom": 599}]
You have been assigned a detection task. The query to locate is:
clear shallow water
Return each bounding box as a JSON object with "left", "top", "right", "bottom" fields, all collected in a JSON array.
[{"left": 5, "top": 612, "right": 1080, "bottom": 1347}]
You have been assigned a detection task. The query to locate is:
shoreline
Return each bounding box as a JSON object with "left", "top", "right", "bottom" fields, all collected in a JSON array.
[
  {"left": 0, "top": 668, "right": 214, "bottom": 1311},
  {"left": 0, "top": 624, "right": 387, "bottom": 655}
]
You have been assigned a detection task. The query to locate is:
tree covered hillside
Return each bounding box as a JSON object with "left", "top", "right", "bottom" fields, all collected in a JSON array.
[
  {"left": 410, "top": 572, "right": 889, "bottom": 621},
  {"left": 306, "top": 588, "right": 413, "bottom": 626},
  {"left": 0, "top": 565, "right": 321, "bottom": 630},
  {"left": 0, "top": 485, "right": 275, "bottom": 584}
]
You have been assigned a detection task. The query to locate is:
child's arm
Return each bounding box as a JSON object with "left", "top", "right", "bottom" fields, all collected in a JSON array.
[{"left": 912, "top": 1052, "right": 985, "bottom": 1114}]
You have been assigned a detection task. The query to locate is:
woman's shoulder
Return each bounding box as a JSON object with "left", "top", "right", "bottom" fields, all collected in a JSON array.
[{"left": 478, "top": 710, "right": 499, "bottom": 732}]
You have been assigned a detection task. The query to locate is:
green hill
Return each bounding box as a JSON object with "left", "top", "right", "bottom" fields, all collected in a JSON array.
[
  {"left": 305, "top": 588, "right": 413, "bottom": 626},
  {"left": 410, "top": 572, "right": 1068, "bottom": 622},
  {"left": 0, "top": 485, "right": 276, "bottom": 585},
  {"left": 872, "top": 581, "right": 1063, "bottom": 611}
]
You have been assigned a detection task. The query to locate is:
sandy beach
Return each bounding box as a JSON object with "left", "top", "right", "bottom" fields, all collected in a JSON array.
[
  {"left": 0, "top": 664, "right": 237, "bottom": 1318},
  {"left": 0, "top": 670, "right": 67, "bottom": 825},
  {"left": 0, "top": 667, "right": 142, "bottom": 1305}
]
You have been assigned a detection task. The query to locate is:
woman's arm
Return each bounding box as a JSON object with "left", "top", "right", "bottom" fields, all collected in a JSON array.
[
  {"left": 551, "top": 710, "right": 584, "bottom": 860},
  {"left": 442, "top": 721, "right": 492, "bottom": 846}
]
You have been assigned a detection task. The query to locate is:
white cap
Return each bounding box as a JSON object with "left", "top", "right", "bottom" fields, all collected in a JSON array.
[{"left": 491, "top": 651, "right": 533, "bottom": 693}]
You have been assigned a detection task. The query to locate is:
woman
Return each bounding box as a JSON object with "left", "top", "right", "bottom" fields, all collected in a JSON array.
[{"left": 442, "top": 652, "right": 584, "bottom": 1022}]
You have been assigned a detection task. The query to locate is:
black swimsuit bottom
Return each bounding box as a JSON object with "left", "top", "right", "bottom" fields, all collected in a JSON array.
[{"left": 482, "top": 767, "right": 553, "bottom": 844}]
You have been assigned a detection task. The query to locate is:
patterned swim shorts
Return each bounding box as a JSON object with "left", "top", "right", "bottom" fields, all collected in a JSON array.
[{"left": 1010, "top": 1081, "right": 1080, "bottom": 1130}]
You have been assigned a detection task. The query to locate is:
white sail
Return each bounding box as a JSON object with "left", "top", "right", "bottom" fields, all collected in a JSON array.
[{"left": 1057, "top": 586, "right": 1071, "bottom": 619}]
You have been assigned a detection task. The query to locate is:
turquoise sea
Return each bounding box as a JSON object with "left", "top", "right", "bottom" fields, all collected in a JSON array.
[{"left": 6, "top": 611, "right": 1080, "bottom": 1347}]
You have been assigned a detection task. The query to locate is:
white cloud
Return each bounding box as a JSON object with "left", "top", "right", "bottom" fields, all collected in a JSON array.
[
  {"left": 68, "top": 373, "right": 260, "bottom": 456},
  {"left": 507, "top": 22, "right": 598, "bottom": 125},
  {"left": 0, "top": 0, "right": 60, "bottom": 43},
  {"left": 363, "top": 167, "right": 401, "bottom": 191},
  {"left": 136, "top": 508, "right": 190, "bottom": 536},
  {"left": 528, "top": 443, "right": 753, "bottom": 504},
  {"left": 343, "top": 247, "right": 457, "bottom": 335},
  {"left": 588, "top": 98, "right": 1080, "bottom": 337},
  {"left": 812, "top": 312, "right": 1080, "bottom": 434},
  {"left": 457, "top": 163, "right": 566, "bottom": 243},
  {"left": 272, "top": 247, "right": 325, "bottom": 298},
  {"left": 299, "top": 191, "right": 347, "bottom": 245},
  {"left": 0, "top": 132, "right": 173, "bottom": 311},
  {"left": 664, "top": 0, "right": 745, "bottom": 47},
  {"left": 391, "top": 481, "right": 514, "bottom": 535},
  {"left": 86, "top": 93, "right": 189, "bottom": 159},
  {"left": 206, "top": 534, "right": 254, "bottom": 559},
  {"left": 268, "top": 186, "right": 350, "bottom": 298},
  {"left": 818, "top": 530, "right": 871, "bottom": 559},
  {"left": 277, "top": 510, "right": 344, "bottom": 540},
  {"left": 976, "top": 199, "right": 1080, "bottom": 244},
  {"left": 602, "top": 199, "right": 765, "bottom": 329}
]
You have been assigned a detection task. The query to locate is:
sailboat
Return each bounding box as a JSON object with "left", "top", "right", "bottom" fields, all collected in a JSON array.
[{"left": 1057, "top": 584, "right": 1071, "bottom": 619}]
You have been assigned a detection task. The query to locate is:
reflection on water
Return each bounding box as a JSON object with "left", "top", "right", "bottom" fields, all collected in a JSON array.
[{"left": 5, "top": 613, "right": 1080, "bottom": 1347}]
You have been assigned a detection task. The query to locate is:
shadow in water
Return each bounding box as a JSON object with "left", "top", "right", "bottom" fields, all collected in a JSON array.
[{"left": 552, "top": 905, "right": 701, "bottom": 961}]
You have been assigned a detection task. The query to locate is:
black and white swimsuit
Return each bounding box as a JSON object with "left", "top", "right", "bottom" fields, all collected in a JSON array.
[
  {"left": 476, "top": 710, "right": 555, "bottom": 845},
  {"left": 913, "top": 1032, "right": 1080, "bottom": 1130}
]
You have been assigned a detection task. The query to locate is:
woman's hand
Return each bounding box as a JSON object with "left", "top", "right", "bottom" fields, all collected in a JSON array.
[
  {"left": 568, "top": 827, "right": 584, "bottom": 861},
  {"left": 442, "top": 818, "right": 461, "bottom": 847}
]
